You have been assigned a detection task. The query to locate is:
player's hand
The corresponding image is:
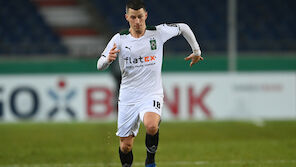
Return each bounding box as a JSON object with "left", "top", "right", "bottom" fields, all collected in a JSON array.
[
  {"left": 108, "top": 43, "right": 120, "bottom": 62},
  {"left": 184, "top": 53, "right": 204, "bottom": 67}
]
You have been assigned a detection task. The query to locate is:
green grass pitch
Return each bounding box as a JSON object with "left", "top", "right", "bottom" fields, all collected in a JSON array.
[{"left": 0, "top": 121, "right": 296, "bottom": 167}]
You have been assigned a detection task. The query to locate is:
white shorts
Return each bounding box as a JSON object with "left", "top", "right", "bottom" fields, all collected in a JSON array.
[{"left": 116, "top": 96, "right": 163, "bottom": 137}]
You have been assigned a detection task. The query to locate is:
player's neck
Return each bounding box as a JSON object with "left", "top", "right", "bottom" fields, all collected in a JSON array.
[{"left": 130, "top": 26, "right": 146, "bottom": 38}]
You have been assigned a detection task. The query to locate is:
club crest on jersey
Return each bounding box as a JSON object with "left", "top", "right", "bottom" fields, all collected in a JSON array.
[{"left": 150, "top": 38, "right": 157, "bottom": 50}]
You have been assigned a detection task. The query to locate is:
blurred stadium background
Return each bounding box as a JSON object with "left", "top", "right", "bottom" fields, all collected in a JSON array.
[{"left": 0, "top": 0, "right": 296, "bottom": 166}]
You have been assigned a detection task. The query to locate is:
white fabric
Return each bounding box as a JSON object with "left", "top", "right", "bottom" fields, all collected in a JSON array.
[
  {"left": 98, "top": 24, "right": 180, "bottom": 104},
  {"left": 179, "top": 23, "right": 202, "bottom": 56},
  {"left": 97, "top": 33, "right": 121, "bottom": 70},
  {"left": 97, "top": 23, "right": 201, "bottom": 137},
  {"left": 116, "top": 96, "right": 163, "bottom": 137}
]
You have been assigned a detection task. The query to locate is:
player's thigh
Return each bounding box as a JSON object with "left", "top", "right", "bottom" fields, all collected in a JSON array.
[
  {"left": 140, "top": 96, "right": 163, "bottom": 134},
  {"left": 139, "top": 96, "right": 163, "bottom": 123}
]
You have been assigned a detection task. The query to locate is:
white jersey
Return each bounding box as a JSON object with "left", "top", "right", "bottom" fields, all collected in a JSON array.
[{"left": 101, "top": 24, "right": 181, "bottom": 104}]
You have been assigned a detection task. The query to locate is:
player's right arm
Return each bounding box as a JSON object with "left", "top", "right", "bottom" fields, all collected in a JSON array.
[{"left": 97, "top": 34, "right": 121, "bottom": 70}]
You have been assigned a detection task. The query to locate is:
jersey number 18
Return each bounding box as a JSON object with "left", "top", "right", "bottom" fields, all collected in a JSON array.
[{"left": 153, "top": 100, "right": 161, "bottom": 109}]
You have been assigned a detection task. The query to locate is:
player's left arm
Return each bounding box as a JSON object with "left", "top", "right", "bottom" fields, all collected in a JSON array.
[{"left": 178, "top": 23, "right": 203, "bottom": 67}]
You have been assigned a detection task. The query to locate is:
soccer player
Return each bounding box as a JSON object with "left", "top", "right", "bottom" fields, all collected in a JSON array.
[{"left": 97, "top": 0, "right": 203, "bottom": 166}]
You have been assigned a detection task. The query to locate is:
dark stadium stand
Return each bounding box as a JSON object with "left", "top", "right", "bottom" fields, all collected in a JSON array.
[
  {"left": 0, "top": 0, "right": 67, "bottom": 55},
  {"left": 238, "top": 0, "right": 296, "bottom": 51},
  {"left": 92, "top": 0, "right": 296, "bottom": 52},
  {"left": 91, "top": 0, "right": 226, "bottom": 52},
  {"left": 0, "top": 0, "right": 295, "bottom": 55}
]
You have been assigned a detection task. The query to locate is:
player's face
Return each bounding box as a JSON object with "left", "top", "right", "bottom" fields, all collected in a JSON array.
[{"left": 125, "top": 8, "right": 147, "bottom": 34}]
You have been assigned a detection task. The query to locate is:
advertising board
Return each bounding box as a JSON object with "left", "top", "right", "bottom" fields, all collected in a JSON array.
[{"left": 0, "top": 73, "right": 295, "bottom": 122}]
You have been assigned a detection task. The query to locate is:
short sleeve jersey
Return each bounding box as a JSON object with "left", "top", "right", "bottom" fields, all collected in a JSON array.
[{"left": 101, "top": 24, "right": 181, "bottom": 104}]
